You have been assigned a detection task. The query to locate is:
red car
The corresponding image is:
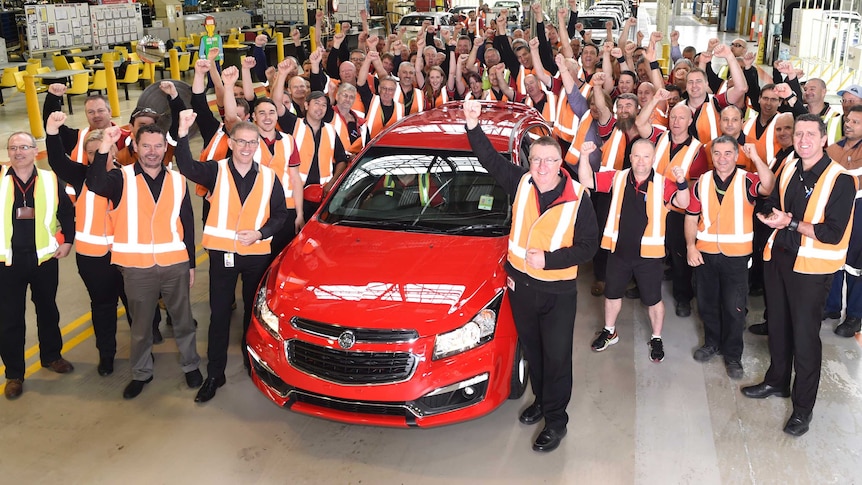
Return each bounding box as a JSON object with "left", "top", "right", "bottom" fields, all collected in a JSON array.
[{"left": 247, "top": 101, "right": 551, "bottom": 427}]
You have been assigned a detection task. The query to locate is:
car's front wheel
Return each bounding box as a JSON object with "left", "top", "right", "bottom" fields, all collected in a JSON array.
[{"left": 508, "top": 340, "right": 529, "bottom": 399}]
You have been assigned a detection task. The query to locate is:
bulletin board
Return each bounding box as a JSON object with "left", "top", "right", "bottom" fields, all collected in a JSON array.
[
  {"left": 90, "top": 3, "right": 144, "bottom": 48},
  {"left": 24, "top": 3, "right": 92, "bottom": 54}
]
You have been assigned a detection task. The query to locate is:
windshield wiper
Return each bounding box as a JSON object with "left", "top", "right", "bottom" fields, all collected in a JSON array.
[
  {"left": 445, "top": 224, "right": 509, "bottom": 235},
  {"left": 336, "top": 219, "right": 443, "bottom": 233}
]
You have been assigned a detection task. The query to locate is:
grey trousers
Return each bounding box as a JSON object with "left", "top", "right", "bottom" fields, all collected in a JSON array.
[{"left": 121, "top": 262, "right": 200, "bottom": 380}]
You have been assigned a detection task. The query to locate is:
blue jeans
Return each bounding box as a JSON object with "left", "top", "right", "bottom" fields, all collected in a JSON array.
[{"left": 824, "top": 270, "right": 862, "bottom": 318}]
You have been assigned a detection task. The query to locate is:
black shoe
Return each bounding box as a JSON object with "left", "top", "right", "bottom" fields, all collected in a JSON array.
[
  {"left": 693, "top": 345, "right": 720, "bottom": 362},
  {"left": 624, "top": 286, "right": 640, "bottom": 299},
  {"left": 748, "top": 322, "right": 768, "bottom": 335},
  {"left": 724, "top": 359, "right": 744, "bottom": 380},
  {"left": 834, "top": 316, "right": 861, "bottom": 337},
  {"left": 822, "top": 310, "right": 841, "bottom": 321},
  {"left": 518, "top": 401, "right": 543, "bottom": 425},
  {"left": 123, "top": 376, "right": 153, "bottom": 399},
  {"left": 532, "top": 427, "right": 567, "bottom": 452},
  {"left": 783, "top": 410, "right": 812, "bottom": 436},
  {"left": 194, "top": 375, "right": 227, "bottom": 403},
  {"left": 153, "top": 327, "right": 164, "bottom": 344},
  {"left": 97, "top": 357, "right": 114, "bottom": 376},
  {"left": 741, "top": 382, "right": 790, "bottom": 399},
  {"left": 185, "top": 369, "right": 203, "bottom": 388},
  {"left": 675, "top": 301, "right": 691, "bottom": 318}
]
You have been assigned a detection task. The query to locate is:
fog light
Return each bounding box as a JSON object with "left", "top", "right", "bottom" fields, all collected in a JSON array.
[{"left": 462, "top": 386, "right": 475, "bottom": 398}]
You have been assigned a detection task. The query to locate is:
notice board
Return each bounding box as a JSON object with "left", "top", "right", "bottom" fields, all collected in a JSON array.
[
  {"left": 90, "top": 3, "right": 144, "bottom": 48},
  {"left": 25, "top": 3, "right": 91, "bottom": 54}
]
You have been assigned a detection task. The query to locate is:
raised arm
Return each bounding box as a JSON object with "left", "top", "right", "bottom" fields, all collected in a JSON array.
[
  {"left": 271, "top": 58, "right": 294, "bottom": 117},
  {"left": 240, "top": 56, "right": 257, "bottom": 102},
  {"left": 530, "top": 38, "right": 553, "bottom": 89},
  {"left": 600, "top": 42, "right": 616, "bottom": 94},
  {"left": 493, "top": 63, "right": 515, "bottom": 100},
  {"left": 636, "top": 88, "right": 669, "bottom": 138},
  {"left": 577, "top": 141, "right": 598, "bottom": 189},
  {"left": 557, "top": 7, "right": 574, "bottom": 59},
  {"left": 591, "top": 72, "right": 612, "bottom": 124},
  {"left": 716, "top": 43, "right": 748, "bottom": 105},
  {"left": 644, "top": 32, "right": 665, "bottom": 91},
  {"left": 741, "top": 143, "right": 777, "bottom": 196},
  {"left": 220, "top": 66, "right": 241, "bottom": 134}
]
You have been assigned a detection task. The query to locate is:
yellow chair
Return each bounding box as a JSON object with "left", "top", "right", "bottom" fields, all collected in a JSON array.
[
  {"left": 25, "top": 62, "right": 41, "bottom": 76},
  {"left": 69, "top": 61, "right": 85, "bottom": 71},
  {"left": 117, "top": 62, "right": 141, "bottom": 100},
  {"left": 68, "top": 48, "right": 82, "bottom": 54},
  {"left": 177, "top": 51, "right": 192, "bottom": 77},
  {"left": 64, "top": 72, "right": 90, "bottom": 114},
  {"left": 73, "top": 56, "right": 88, "bottom": 66},
  {"left": 0, "top": 67, "right": 18, "bottom": 103},
  {"left": 114, "top": 46, "right": 129, "bottom": 61},
  {"left": 87, "top": 69, "right": 107, "bottom": 95},
  {"left": 101, "top": 52, "right": 120, "bottom": 65},
  {"left": 14, "top": 70, "right": 47, "bottom": 94},
  {"left": 36, "top": 66, "right": 52, "bottom": 90},
  {"left": 52, "top": 54, "right": 71, "bottom": 71}
]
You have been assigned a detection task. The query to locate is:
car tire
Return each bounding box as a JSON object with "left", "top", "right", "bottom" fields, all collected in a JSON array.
[{"left": 508, "top": 340, "right": 529, "bottom": 399}]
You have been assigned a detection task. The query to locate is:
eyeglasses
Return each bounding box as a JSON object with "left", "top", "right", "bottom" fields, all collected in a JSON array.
[
  {"left": 7, "top": 145, "right": 35, "bottom": 152},
  {"left": 232, "top": 138, "right": 258, "bottom": 147},
  {"left": 132, "top": 107, "right": 158, "bottom": 118},
  {"left": 760, "top": 96, "right": 780, "bottom": 103},
  {"left": 529, "top": 157, "right": 562, "bottom": 166},
  {"left": 731, "top": 42, "right": 745, "bottom": 48},
  {"left": 841, "top": 98, "right": 860, "bottom": 104}
]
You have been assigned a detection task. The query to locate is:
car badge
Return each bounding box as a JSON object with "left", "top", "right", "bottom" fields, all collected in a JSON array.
[{"left": 338, "top": 330, "right": 356, "bottom": 350}]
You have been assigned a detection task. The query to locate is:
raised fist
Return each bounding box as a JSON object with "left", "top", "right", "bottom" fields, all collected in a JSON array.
[
  {"left": 45, "top": 111, "right": 67, "bottom": 135},
  {"left": 48, "top": 83, "right": 67, "bottom": 96},
  {"left": 242, "top": 56, "right": 256, "bottom": 70},
  {"left": 159, "top": 80, "right": 178, "bottom": 99}
]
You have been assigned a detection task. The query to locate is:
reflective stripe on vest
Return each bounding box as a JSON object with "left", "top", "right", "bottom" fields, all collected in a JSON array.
[
  {"left": 254, "top": 132, "right": 298, "bottom": 208},
  {"left": 600, "top": 169, "right": 667, "bottom": 258},
  {"left": 553, "top": 85, "right": 591, "bottom": 142},
  {"left": 654, "top": 133, "right": 702, "bottom": 212},
  {"left": 332, "top": 109, "right": 365, "bottom": 155},
  {"left": 507, "top": 173, "right": 583, "bottom": 281},
  {"left": 395, "top": 86, "right": 424, "bottom": 115},
  {"left": 202, "top": 159, "right": 274, "bottom": 255},
  {"left": 75, "top": 185, "right": 114, "bottom": 257},
  {"left": 764, "top": 160, "right": 853, "bottom": 274},
  {"left": 525, "top": 90, "right": 557, "bottom": 125},
  {"left": 384, "top": 173, "right": 431, "bottom": 205},
  {"left": 683, "top": 96, "right": 719, "bottom": 142},
  {"left": 110, "top": 165, "right": 188, "bottom": 268},
  {"left": 695, "top": 169, "right": 754, "bottom": 256},
  {"left": 564, "top": 112, "right": 594, "bottom": 164},
  {"left": 0, "top": 167, "right": 60, "bottom": 266}
]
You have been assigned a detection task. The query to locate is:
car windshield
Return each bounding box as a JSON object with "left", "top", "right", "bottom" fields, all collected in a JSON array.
[
  {"left": 581, "top": 16, "right": 617, "bottom": 29},
  {"left": 320, "top": 147, "right": 512, "bottom": 236},
  {"left": 494, "top": 1, "right": 520, "bottom": 8},
  {"left": 400, "top": 15, "right": 434, "bottom": 27}
]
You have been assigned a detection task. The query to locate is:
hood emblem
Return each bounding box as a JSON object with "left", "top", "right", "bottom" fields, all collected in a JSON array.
[{"left": 338, "top": 330, "right": 356, "bottom": 350}]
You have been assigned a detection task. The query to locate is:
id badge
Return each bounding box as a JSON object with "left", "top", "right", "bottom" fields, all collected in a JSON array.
[
  {"left": 16, "top": 207, "right": 35, "bottom": 220},
  {"left": 224, "top": 252, "right": 235, "bottom": 268},
  {"left": 506, "top": 276, "right": 515, "bottom": 291}
]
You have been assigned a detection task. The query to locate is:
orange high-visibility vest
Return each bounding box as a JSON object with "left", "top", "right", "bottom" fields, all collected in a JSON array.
[
  {"left": 515, "top": 64, "right": 549, "bottom": 96},
  {"left": 682, "top": 95, "right": 720, "bottom": 142},
  {"left": 764, "top": 159, "right": 854, "bottom": 274},
  {"left": 254, "top": 132, "right": 298, "bottom": 209},
  {"left": 202, "top": 159, "right": 275, "bottom": 255},
  {"left": 110, "top": 165, "right": 188, "bottom": 268},
  {"left": 331, "top": 107, "right": 365, "bottom": 155},
  {"left": 564, "top": 112, "right": 595, "bottom": 164},
  {"left": 294, "top": 121, "right": 337, "bottom": 185},
  {"left": 743, "top": 115, "right": 781, "bottom": 168},
  {"left": 524, "top": 90, "right": 557, "bottom": 125},
  {"left": 196, "top": 127, "right": 231, "bottom": 196},
  {"left": 695, "top": 169, "right": 755, "bottom": 256},
  {"left": 395, "top": 85, "right": 425, "bottom": 115},
  {"left": 553, "top": 85, "right": 590, "bottom": 143},
  {"left": 507, "top": 173, "right": 584, "bottom": 281},
  {"left": 74, "top": 185, "right": 114, "bottom": 257},
  {"left": 601, "top": 169, "right": 668, "bottom": 258},
  {"left": 600, "top": 128, "right": 627, "bottom": 171},
  {"left": 653, "top": 132, "right": 702, "bottom": 212},
  {"left": 365, "top": 95, "right": 404, "bottom": 140}
]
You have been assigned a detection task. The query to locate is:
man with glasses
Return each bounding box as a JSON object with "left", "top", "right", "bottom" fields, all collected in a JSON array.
[
  {"left": 464, "top": 99, "right": 598, "bottom": 452},
  {"left": 1, "top": 133, "right": 76, "bottom": 399},
  {"left": 86, "top": 124, "right": 202, "bottom": 400},
  {"left": 174, "top": 110, "right": 288, "bottom": 402},
  {"left": 578, "top": 139, "right": 690, "bottom": 362}
]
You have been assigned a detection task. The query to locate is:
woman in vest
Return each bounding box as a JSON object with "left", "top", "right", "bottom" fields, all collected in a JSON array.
[{"left": 417, "top": 62, "right": 456, "bottom": 111}]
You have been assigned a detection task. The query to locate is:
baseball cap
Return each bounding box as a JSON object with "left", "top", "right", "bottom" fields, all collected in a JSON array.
[
  {"left": 838, "top": 84, "right": 862, "bottom": 98},
  {"left": 130, "top": 107, "right": 161, "bottom": 124}
]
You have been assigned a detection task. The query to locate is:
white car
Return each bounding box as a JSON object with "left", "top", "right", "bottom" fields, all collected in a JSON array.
[
  {"left": 396, "top": 11, "right": 456, "bottom": 39},
  {"left": 577, "top": 13, "right": 621, "bottom": 43}
]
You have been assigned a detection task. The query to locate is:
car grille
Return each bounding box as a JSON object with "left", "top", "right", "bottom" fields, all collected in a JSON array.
[
  {"left": 291, "top": 317, "right": 419, "bottom": 343},
  {"left": 286, "top": 340, "right": 417, "bottom": 384},
  {"left": 292, "top": 392, "right": 410, "bottom": 417}
]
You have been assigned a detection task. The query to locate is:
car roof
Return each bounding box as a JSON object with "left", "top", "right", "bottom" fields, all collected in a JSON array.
[
  {"left": 402, "top": 11, "right": 451, "bottom": 17},
  {"left": 370, "top": 101, "right": 547, "bottom": 154}
]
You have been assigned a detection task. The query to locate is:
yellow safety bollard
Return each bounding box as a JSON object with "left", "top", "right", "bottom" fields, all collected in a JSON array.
[
  {"left": 23, "top": 73, "right": 44, "bottom": 139},
  {"left": 276, "top": 31, "right": 284, "bottom": 63},
  {"left": 309, "top": 27, "right": 316, "bottom": 53},
  {"left": 150, "top": 60, "right": 156, "bottom": 85},
  {"left": 170, "top": 48, "right": 180, "bottom": 80},
  {"left": 105, "top": 60, "right": 120, "bottom": 116}
]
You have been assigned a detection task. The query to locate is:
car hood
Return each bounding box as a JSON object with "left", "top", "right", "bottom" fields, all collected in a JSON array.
[{"left": 268, "top": 221, "right": 508, "bottom": 336}]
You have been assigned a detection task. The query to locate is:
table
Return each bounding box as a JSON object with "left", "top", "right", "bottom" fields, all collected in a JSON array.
[
  {"left": 34, "top": 69, "right": 90, "bottom": 83},
  {"left": 222, "top": 44, "right": 249, "bottom": 71},
  {"left": 68, "top": 49, "right": 113, "bottom": 59}
]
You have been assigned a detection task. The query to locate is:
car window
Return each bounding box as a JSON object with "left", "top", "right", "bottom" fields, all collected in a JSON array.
[
  {"left": 581, "top": 16, "right": 617, "bottom": 29},
  {"left": 321, "top": 147, "right": 512, "bottom": 236},
  {"left": 400, "top": 15, "right": 433, "bottom": 27}
]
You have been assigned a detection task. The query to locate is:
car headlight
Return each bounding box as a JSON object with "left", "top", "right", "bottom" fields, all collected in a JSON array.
[
  {"left": 433, "top": 292, "right": 503, "bottom": 360},
  {"left": 253, "top": 270, "right": 281, "bottom": 340}
]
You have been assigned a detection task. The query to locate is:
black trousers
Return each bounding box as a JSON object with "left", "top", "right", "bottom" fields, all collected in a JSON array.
[
  {"left": 592, "top": 192, "right": 611, "bottom": 282},
  {"left": 666, "top": 211, "right": 694, "bottom": 303},
  {"left": 0, "top": 255, "right": 63, "bottom": 380},
  {"left": 271, "top": 200, "right": 320, "bottom": 265},
  {"left": 507, "top": 280, "right": 577, "bottom": 431},
  {"left": 695, "top": 253, "right": 749, "bottom": 361},
  {"left": 76, "top": 253, "right": 124, "bottom": 360},
  {"left": 764, "top": 249, "right": 832, "bottom": 415},
  {"left": 206, "top": 250, "right": 270, "bottom": 378}
]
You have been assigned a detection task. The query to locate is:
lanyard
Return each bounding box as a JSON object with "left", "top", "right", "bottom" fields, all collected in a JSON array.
[{"left": 12, "top": 173, "right": 37, "bottom": 207}]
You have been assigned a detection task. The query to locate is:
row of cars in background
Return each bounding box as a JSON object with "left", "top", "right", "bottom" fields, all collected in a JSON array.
[{"left": 395, "top": 0, "right": 634, "bottom": 39}]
